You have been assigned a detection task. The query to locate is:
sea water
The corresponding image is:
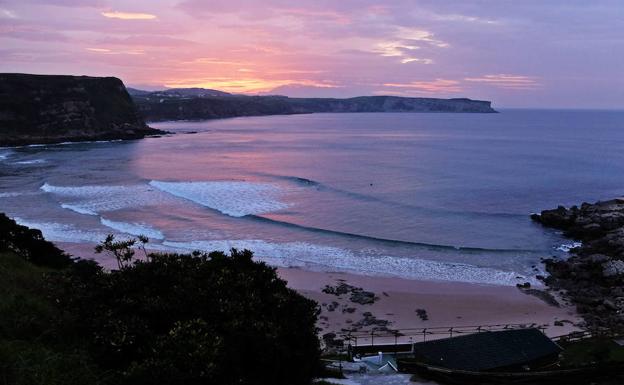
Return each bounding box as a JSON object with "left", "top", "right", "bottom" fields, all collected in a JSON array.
[{"left": 1, "top": 109, "right": 623, "bottom": 285}]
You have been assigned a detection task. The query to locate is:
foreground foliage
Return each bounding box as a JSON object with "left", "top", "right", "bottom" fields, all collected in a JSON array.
[{"left": 0, "top": 214, "right": 321, "bottom": 385}]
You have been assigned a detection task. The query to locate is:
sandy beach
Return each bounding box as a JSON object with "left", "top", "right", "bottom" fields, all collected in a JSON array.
[
  {"left": 60, "top": 241, "right": 582, "bottom": 344},
  {"left": 279, "top": 267, "right": 581, "bottom": 345}
]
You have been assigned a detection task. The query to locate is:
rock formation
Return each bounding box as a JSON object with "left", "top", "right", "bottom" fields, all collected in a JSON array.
[
  {"left": 0, "top": 73, "right": 162, "bottom": 146},
  {"left": 131, "top": 89, "right": 497, "bottom": 122},
  {"left": 532, "top": 199, "right": 624, "bottom": 333}
]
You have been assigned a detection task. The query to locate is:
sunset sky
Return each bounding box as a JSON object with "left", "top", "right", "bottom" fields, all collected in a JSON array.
[{"left": 0, "top": 0, "right": 622, "bottom": 108}]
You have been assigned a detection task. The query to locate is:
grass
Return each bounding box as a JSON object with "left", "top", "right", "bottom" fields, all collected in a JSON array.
[
  {"left": 559, "top": 337, "right": 624, "bottom": 367},
  {"left": 0, "top": 252, "right": 106, "bottom": 385}
]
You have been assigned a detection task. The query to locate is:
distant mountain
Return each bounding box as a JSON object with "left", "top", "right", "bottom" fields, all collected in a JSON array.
[
  {"left": 126, "top": 87, "right": 153, "bottom": 97},
  {"left": 0, "top": 74, "right": 162, "bottom": 146},
  {"left": 131, "top": 90, "right": 497, "bottom": 122}
]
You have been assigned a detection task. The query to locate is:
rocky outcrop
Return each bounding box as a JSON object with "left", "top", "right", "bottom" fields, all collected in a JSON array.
[
  {"left": 131, "top": 90, "right": 496, "bottom": 122},
  {"left": 0, "top": 73, "right": 162, "bottom": 146},
  {"left": 532, "top": 199, "right": 624, "bottom": 333}
]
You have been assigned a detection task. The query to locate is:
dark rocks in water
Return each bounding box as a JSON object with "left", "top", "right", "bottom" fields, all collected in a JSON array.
[
  {"left": 0, "top": 73, "right": 163, "bottom": 146},
  {"left": 533, "top": 199, "right": 624, "bottom": 332}
]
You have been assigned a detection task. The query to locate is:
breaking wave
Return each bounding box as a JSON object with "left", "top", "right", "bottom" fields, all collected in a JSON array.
[
  {"left": 149, "top": 180, "right": 292, "bottom": 217},
  {"left": 41, "top": 182, "right": 176, "bottom": 215},
  {"left": 158, "top": 239, "right": 538, "bottom": 286},
  {"left": 100, "top": 218, "right": 165, "bottom": 240},
  {"left": 12, "top": 217, "right": 108, "bottom": 244},
  {"left": 0, "top": 150, "right": 13, "bottom": 161},
  {"left": 14, "top": 159, "right": 47, "bottom": 165}
]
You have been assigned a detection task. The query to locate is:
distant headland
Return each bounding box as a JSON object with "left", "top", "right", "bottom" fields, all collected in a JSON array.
[
  {"left": 0, "top": 74, "right": 496, "bottom": 146},
  {"left": 129, "top": 87, "right": 497, "bottom": 122}
]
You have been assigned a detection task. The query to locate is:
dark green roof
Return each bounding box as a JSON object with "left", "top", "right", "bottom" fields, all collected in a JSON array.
[{"left": 412, "top": 328, "right": 562, "bottom": 371}]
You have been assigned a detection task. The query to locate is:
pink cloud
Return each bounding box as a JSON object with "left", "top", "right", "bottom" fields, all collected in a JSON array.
[
  {"left": 382, "top": 79, "right": 463, "bottom": 94},
  {"left": 0, "top": 1, "right": 621, "bottom": 107},
  {"left": 464, "top": 74, "right": 541, "bottom": 90}
]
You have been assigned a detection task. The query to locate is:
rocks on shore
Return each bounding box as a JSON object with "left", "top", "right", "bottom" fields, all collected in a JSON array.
[
  {"left": 318, "top": 280, "right": 395, "bottom": 349},
  {"left": 415, "top": 308, "right": 429, "bottom": 321},
  {"left": 532, "top": 199, "right": 624, "bottom": 333},
  {"left": 322, "top": 281, "right": 379, "bottom": 305}
]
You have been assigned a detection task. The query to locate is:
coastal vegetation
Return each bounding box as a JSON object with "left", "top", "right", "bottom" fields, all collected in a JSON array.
[{"left": 0, "top": 214, "right": 321, "bottom": 385}]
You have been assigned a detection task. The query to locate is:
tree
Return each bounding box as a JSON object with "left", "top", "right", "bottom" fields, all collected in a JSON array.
[
  {"left": 51, "top": 247, "right": 321, "bottom": 385},
  {"left": 0, "top": 213, "right": 71, "bottom": 268},
  {"left": 94, "top": 234, "right": 149, "bottom": 270}
]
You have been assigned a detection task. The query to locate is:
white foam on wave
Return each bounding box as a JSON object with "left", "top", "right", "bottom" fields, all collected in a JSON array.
[
  {"left": 556, "top": 242, "right": 582, "bottom": 252},
  {"left": 159, "top": 239, "right": 539, "bottom": 287},
  {"left": 149, "top": 180, "right": 292, "bottom": 217},
  {"left": 14, "top": 159, "right": 46, "bottom": 165},
  {"left": 61, "top": 204, "right": 98, "bottom": 216},
  {"left": 100, "top": 218, "right": 164, "bottom": 240},
  {"left": 0, "top": 192, "right": 23, "bottom": 198},
  {"left": 41, "top": 182, "right": 176, "bottom": 215},
  {"left": 13, "top": 217, "right": 108, "bottom": 244},
  {"left": 0, "top": 150, "right": 13, "bottom": 161}
]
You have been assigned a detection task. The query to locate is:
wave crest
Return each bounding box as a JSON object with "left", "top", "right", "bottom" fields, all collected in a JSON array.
[{"left": 149, "top": 180, "right": 291, "bottom": 217}]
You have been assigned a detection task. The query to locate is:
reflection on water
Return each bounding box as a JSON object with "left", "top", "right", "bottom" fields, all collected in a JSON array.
[{"left": 2, "top": 110, "right": 624, "bottom": 285}]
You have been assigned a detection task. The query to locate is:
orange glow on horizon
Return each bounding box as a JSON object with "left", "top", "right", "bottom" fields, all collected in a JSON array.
[{"left": 163, "top": 78, "right": 341, "bottom": 94}]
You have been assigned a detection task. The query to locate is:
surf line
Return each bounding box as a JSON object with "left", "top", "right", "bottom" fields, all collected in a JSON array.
[{"left": 246, "top": 215, "right": 542, "bottom": 254}]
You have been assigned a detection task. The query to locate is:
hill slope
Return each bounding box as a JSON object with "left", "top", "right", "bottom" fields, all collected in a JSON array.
[
  {"left": 0, "top": 74, "right": 162, "bottom": 146},
  {"left": 131, "top": 89, "right": 497, "bottom": 122}
]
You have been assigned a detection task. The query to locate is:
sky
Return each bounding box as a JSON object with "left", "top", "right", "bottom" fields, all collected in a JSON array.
[{"left": 0, "top": 0, "right": 622, "bottom": 108}]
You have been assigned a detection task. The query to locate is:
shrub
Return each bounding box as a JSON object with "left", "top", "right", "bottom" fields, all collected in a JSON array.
[
  {"left": 50, "top": 248, "right": 321, "bottom": 385},
  {"left": 0, "top": 213, "right": 72, "bottom": 268}
]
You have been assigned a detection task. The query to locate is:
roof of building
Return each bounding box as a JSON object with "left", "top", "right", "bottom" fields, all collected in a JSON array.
[{"left": 412, "top": 328, "right": 562, "bottom": 372}]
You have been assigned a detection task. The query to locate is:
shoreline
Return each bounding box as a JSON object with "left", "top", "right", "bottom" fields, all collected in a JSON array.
[
  {"left": 58, "top": 241, "right": 583, "bottom": 343},
  {"left": 278, "top": 267, "right": 581, "bottom": 342}
]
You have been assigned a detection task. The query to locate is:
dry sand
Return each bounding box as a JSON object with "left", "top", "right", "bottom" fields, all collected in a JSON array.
[
  {"left": 59, "top": 241, "right": 582, "bottom": 344},
  {"left": 279, "top": 267, "right": 581, "bottom": 345}
]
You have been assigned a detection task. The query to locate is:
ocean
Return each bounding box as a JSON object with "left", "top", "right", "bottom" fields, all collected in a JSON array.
[{"left": 1, "top": 109, "right": 623, "bottom": 285}]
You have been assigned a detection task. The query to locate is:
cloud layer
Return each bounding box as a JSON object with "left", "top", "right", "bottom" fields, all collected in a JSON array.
[{"left": 0, "top": 0, "right": 622, "bottom": 107}]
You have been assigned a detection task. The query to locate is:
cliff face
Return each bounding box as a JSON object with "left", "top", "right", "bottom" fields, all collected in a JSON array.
[
  {"left": 0, "top": 74, "right": 161, "bottom": 146},
  {"left": 532, "top": 200, "right": 624, "bottom": 332},
  {"left": 287, "top": 96, "right": 496, "bottom": 113},
  {"left": 132, "top": 92, "right": 496, "bottom": 122}
]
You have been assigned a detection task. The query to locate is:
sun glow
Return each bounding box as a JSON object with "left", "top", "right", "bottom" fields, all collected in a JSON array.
[
  {"left": 163, "top": 78, "right": 340, "bottom": 94},
  {"left": 101, "top": 11, "right": 157, "bottom": 20}
]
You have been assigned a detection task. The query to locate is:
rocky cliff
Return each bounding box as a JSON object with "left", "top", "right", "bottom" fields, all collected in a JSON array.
[
  {"left": 532, "top": 200, "right": 624, "bottom": 333},
  {"left": 131, "top": 91, "right": 496, "bottom": 122},
  {"left": 0, "top": 74, "right": 161, "bottom": 146}
]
